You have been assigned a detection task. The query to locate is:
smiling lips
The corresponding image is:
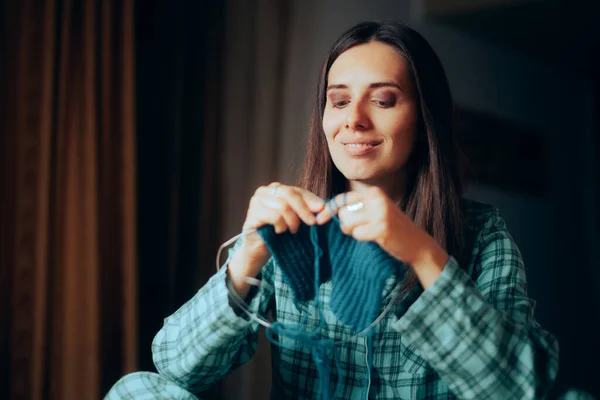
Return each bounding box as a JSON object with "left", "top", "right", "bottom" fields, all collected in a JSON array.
[{"left": 341, "top": 140, "right": 382, "bottom": 156}]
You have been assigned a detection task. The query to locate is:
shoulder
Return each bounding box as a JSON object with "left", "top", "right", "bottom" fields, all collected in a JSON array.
[
  {"left": 458, "top": 199, "right": 532, "bottom": 317},
  {"left": 459, "top": 198, "right": 520, "bottom": 273},
  {"left": 460, "top": 198, "right": 512, "bottom": 244},
  {"left": 461, "top": 198, "right": 503, "bottom": 232}
]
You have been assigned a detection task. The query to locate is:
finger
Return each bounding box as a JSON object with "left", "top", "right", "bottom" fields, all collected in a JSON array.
[
  {"left": 245, "top": 197, "right": 287, "bottom": 234},
  {"left": 316, "top": 191, "right": 362, "bottom": 224},
  {"left": 338, "top": 214, "right": 371, "bottom": 239},
  {"left": 243, "top": 195, "right": 270, "bottom": 231},
  {"left": 257, "top": 196, "right": 301, "bottom": 234},
  {"left": 338, "top": 200, "right": 368, "bottom": 224},
  {"left": 349, "top": 223, "right": 376, "bottom": 242},
  {"left": 296, "top": 188, "right": 327, "bottom": 213},
  {"left": 338, "top": 205, "right": 367, "bottom": 233},
  {"left": 257, "top": 185, "right": 325, "bottom": 218},
  {"left": 274, "top": 186, "right": 318, "bottom": 226},
  {"left": 256, "top": 183, "right": 282, "bottom": 197},
  {"left": 271, "top": 185, "right": 325, "bottom": 214}
]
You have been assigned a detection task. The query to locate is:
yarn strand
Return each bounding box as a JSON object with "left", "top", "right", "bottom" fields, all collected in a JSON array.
[{"left": 216, "top": 197, "right": 410, "bottom": 399}]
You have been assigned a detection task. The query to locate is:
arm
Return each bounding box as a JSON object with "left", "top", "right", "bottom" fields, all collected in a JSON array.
[
  {"left": 151, "top": 182, "right": 321, "bottom": 393},
  {"left": 391, "top": 211, "right": 559, "bottom": 399},
  {"left": 151, "top": 257, "right": 275, "bottom": 393}
]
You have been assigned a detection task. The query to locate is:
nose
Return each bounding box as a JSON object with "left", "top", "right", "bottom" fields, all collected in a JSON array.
[{"left": 344, "top": 100, "right": 370, "bottom": 131}]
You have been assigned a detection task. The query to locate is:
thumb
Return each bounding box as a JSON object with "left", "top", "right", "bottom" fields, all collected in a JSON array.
[{"left": 299, "top": 189, "right": 326, "bottom": 213}]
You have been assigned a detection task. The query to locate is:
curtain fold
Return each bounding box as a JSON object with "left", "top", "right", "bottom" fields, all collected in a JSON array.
[
  {"left": 1, "top": 1, "right": 137, "bottom": 399},
  {"left": 1, "top": 0, "right": 294, "bottom": 398}
]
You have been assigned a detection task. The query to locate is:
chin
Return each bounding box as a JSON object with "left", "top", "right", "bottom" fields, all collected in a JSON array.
[
  {"left": 338, "top": 164, "right": 401, "bottom": 185},
  {"left": 340, "top": 170, "right": 378, "bottom": 182},
  {"left": 336, "top": 157, "right": 384, "bottom": 177}
]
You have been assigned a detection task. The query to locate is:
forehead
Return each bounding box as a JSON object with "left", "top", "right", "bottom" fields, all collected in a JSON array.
[{"left": 328, "top": 41, "right": 411, "bottom": 86}]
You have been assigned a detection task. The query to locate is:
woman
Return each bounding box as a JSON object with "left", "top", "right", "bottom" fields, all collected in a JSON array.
[{"left": 107, "top": 21, "right": 559, "bottom": 399}]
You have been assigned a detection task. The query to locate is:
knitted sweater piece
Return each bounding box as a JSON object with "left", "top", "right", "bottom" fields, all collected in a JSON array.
[{"left": 257, "top": 220, "right": 405, "bottom": 332}]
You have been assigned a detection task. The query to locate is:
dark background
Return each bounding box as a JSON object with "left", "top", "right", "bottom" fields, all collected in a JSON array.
[{"left": 2, "top": 0, "right": 599, "bottom": 398}]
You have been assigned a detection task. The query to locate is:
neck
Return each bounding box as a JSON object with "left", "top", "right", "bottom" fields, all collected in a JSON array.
[{"left": 348, "top": 172, "right": 407, "bottom": 205}]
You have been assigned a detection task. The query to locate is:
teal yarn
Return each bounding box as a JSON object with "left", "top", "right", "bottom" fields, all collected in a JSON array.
[
  {"left": 257, "top": 219, "right": 405, "bottom": 333},
  {"left": 257, "top": 222, "right": 328, "bottom": 303},
  {"left": 255, "top": 217, "right": 403, "bottom": 399},
  {"left": 263, "top": 225, "right": 344, "bottom": 399},
  {"left": 327, "top": 221, "right": 402, "bottom": 332}
]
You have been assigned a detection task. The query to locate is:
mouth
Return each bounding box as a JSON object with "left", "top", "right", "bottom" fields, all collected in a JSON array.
[{"left": 341, "top": 140, "right": 382, "bottom": 156}]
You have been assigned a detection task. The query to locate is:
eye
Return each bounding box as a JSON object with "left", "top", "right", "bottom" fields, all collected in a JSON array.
[
  {"left": 327, "top": 92, "right": 350, "bottom": 109},
  {"left": 372, "top": 91, "right": 397, "bottom": 108},
  {"left": 332, "top": 100, "right": 350, "bottom": 109},
  {"left": 372, "top": 97, "right": 396, "bottom": 108},
  {"left": 373, "top": 100, "right": 394, "bottom": 107}
]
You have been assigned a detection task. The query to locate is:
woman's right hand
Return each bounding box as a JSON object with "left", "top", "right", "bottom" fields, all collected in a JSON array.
[{"left": 227, "top": 183, "right": 325, "bottom": 297}]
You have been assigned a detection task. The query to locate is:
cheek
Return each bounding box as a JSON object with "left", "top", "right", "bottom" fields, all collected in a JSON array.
[
  {"left": 391, "top": 108, "right": 418, "bottom": 141},
  {"left": 322, "top": 111, "right": 343, "bottom": 141}
]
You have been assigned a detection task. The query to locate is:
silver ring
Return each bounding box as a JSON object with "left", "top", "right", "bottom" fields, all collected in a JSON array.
[
  {"left": 269, "top": 183, "right": 280, "bottom": 196},
  {"left": 346, "top": 201, "right": 364, "bottom": 212}
]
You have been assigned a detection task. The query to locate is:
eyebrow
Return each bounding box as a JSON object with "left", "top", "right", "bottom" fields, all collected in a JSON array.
[{"left": 326, "top": 81, "right": 404, "bottom": 93}]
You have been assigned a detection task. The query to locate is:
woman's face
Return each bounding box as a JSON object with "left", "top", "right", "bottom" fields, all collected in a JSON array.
[{"left": 322, "top": 41, "right": 419, "bottom": 187}]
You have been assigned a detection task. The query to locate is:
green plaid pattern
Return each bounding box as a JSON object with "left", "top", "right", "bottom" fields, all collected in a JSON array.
[{"left": 114, "top": 199, "right": 559, "bottom": 399}]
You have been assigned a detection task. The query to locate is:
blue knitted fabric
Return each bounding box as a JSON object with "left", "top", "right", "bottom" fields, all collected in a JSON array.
[{"left": 257, "top": 220, "right": 405, "bottom": 332}]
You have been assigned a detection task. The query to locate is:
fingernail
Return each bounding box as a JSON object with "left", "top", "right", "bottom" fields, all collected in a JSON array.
[{"left": 311, "top": 203, "right": 324, "bottom": 212}]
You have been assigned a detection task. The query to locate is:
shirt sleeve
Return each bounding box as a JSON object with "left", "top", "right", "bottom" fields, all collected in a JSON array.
[
  {"left": 391, "top": 210, "right": 559, "bottom": 399},
  {"left": 151, "top": 256, "right": 275, "bottom": 393}
]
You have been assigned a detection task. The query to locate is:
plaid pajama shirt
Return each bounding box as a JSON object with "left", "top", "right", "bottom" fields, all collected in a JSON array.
[{"left": 111, "top": 199, "right": 559, "bottom": 399}]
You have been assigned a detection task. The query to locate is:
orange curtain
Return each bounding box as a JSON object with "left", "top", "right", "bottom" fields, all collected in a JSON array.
[{"left": 0, "top": 1, "right": 137, "bottom": 399}]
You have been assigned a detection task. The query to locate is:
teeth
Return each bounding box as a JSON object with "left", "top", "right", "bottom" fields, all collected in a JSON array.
[{"left": 346, "top": 143, "right": 374, "bottom": 148}]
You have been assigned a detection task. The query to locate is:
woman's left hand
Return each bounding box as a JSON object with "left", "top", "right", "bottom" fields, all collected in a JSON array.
[{"left": 315, "top": 187, "right": 449, "bottom": 288}]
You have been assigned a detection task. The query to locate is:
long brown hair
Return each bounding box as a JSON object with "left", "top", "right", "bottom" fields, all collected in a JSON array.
[{"left": 297, "top": 21, "right": 467, "bottom": 291}]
